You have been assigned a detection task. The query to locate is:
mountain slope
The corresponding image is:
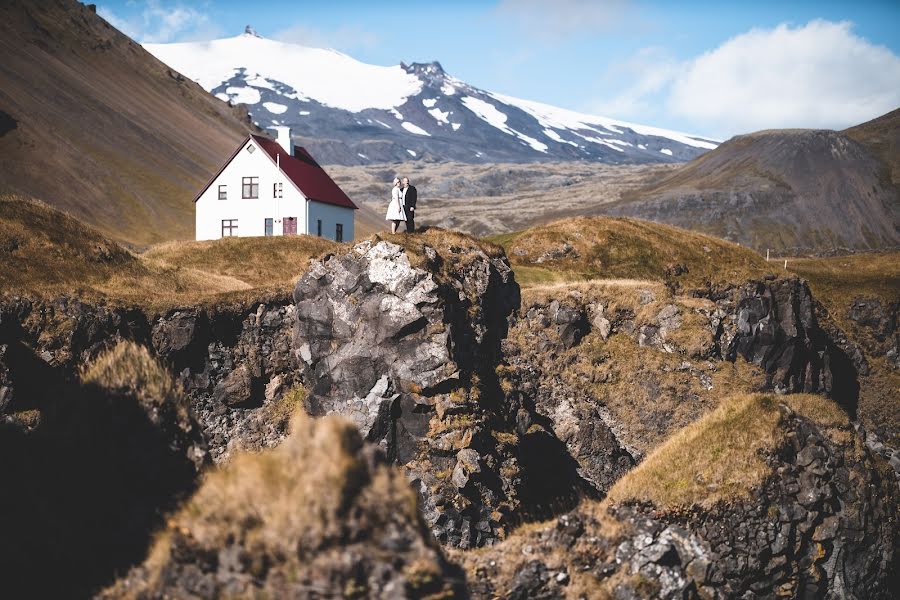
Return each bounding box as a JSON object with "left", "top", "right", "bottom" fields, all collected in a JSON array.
[
  {"left": 604, "top": 122, "right": 900, "bottom": 253},
  {"left": 144, "top": 30, "right": 718, "bottom": 166},
  {"left": 0, "top": 0, "right": 257, "bottom": 245},
  {"left": 844, "top": 107, "right": 900, "bottom": 187}
]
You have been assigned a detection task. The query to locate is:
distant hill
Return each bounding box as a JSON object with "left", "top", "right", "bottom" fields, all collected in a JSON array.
[
  {"left": 601, "top": 111, "right": 900, "bottom": 254},
  {"left": 144, "top": 30, "right": 718, "bottom": 165},
  {"left": 0, "top": 0, "right": 258, "bottom": 245},
  {"left": 844, "top": 107, "right": 900, "bottom": 187}
]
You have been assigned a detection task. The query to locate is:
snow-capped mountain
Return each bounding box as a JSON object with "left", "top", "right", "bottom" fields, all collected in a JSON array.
[{"left": 145, "top": 28, "right": 718, "bottom": 165}]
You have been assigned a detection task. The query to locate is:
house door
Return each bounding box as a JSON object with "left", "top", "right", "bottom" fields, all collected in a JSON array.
[{"left": 283, "top": 217, "right": 297, "bottom": 235}]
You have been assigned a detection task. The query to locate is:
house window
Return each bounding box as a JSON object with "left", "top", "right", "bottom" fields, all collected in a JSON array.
[
  {"left": 247, "top": 145, "right": 255, "bottom": 153},
  {"left": 317, "top": 219, "right": 322, "bottom": 237},
  {"left": 242, "top": 177, "right": 259, "bottom": 199},
  {"left": 335, "top": 223, "right": 344, "bottom": 243},
  {"left": 222, "top": 219, "right": 238, "bottom": 237},
  {"left": 274, "top": 182, "right": 283, "bottom": 198},
  {"left": 264, "top": 218, "right": 273, "bottom": 236},
  {"left": 218, "top": 184, "right": 227, "bottom": 200}
]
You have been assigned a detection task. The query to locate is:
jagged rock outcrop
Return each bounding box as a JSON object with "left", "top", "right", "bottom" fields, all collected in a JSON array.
[
  {"left": 101, "top": 412, "right": 464, "bottom": 599},
  {"left": 0, "top": 294, "right": 305, "bottom": 461},
  {"left": 608, "top": 413, "right": 900, "bottom": 599},
  {"left": 292, "top": 238, "right": 590, "bottom": 548},
  {"left": 847, "top": 296, "right": 899, "bottom": 369},
  {"left": 462, "top": 397, "right": 900, "bottom": 599},
  {"left": 718, "top": 278, "right": 834, "bottom": 394}
]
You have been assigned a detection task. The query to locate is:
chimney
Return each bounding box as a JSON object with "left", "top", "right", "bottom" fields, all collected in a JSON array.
[{"left": 275, "top": 127, "right": 292, "bottom": 156}]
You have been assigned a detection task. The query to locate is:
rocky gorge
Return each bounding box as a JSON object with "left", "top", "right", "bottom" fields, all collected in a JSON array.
[{"left": 0, "top": 232, "right": 897, "bottom": 598}]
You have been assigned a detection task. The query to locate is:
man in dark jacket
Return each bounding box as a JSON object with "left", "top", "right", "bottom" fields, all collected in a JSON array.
[{"left": 401, "top": 177, "right": 417, "bottom": 232}]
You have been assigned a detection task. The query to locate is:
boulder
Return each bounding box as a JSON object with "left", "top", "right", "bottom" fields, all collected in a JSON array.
[
  {"left": 292, "top": 238, "right": 587, "bottom": 547},
  {"left": 721, "top": 278, "right": 834, "bottom": 394}
]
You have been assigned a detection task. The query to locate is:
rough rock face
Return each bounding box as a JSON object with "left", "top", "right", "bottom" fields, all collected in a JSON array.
[
  {"left": 847, "top": 296, "right": 899, "bottom": 369},
  {"left": 292, "top": 239, "right": 589, "bottom": 548},
  {"left": 0, "top": 294, "right": 304, "bottom": 461},
  {"left": 609, "top": 414, "right": 899, "bottom": 599},
  {"left": 718, "top": 278, "right": 834, "bottom": 394},
  {"left": 463, "top": 404, "right": 900, "bottom": 599},
  {"left": 102, "top": 413, "right": 464, "bottom": 600},
  {"left": 154, "top": 301, "right": 301, "bottom": 461}
]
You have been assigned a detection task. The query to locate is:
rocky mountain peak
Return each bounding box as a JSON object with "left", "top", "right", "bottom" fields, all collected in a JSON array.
[{"left": 243, "top": 24, "right": 259, "bottom": 37}]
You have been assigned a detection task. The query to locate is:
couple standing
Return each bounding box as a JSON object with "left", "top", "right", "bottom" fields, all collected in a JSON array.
[{"left": 385, "top": 176, "right": 418, "bottom": 234}]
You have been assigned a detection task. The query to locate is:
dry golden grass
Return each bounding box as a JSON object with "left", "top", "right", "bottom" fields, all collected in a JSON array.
[
  {"left": 606, "top": 393, "right": 850, "bottom": 509},
  {"left": 582, "top": 334, "right": 765, "bottom": 455},
  {"left": 0, "top": 195, "right": 338, "bottom": 309},
  {"left": 492, "top": 216, "right": 772, "bottom": 289},
  {"left": 787, "top": 252, "right": 900, "bottom": 328},
  {"left": 80, "top": 341, "right": 191, "bottom": 423},
  {"left": 121, "top": 409, "right": 452, "bottom": 598},
  {"left": 142, "top": 235, "right": 338, "bottom": 289}
]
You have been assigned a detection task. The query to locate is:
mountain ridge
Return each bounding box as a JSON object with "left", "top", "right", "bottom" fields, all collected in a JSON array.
[{"left": 144, "top": 31, "right": 719, "bottom": 166}]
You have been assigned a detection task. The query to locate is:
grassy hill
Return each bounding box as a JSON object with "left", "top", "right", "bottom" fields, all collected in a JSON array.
[
  {"left": 0, "top": 195, "right": 337, "bottom": 308},
  {"left": 491, "top": 216, "right": 772, "bottom": 289},
  {"left": 605, "top": 124, "right": 900, "bottom": 254},
  {"left": 0, "top": 0, "right": 256, "bottom": 246},
  {"left": 845, "top": 107, "right": 900, "bottom": 187}
]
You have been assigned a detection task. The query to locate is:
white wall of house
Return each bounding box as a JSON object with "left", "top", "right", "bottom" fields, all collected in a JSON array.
[
  {"left": 307, "top": 201, "right": 355, "bottom": 242},
  {"left": 195, "top": 138, "right": 308, "bottom": 241}
]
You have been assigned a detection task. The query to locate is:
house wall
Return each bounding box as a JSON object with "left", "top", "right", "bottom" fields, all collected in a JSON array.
[
  {"left": 306, "top": 201, "right": 355, "bottom": 242},
  {"left": 195, "top": 138, "right": 307, "bottom": 240}
]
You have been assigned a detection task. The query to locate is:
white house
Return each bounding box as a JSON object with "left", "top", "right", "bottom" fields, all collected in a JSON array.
[{"left": 194, "top": 128, "right": 357, "bottom": 241}]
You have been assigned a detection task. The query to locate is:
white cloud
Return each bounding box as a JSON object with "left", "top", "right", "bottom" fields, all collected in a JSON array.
[
  {"left": 97, "top": 0, "right": 223, "bottom": 43},
  {"left": 496, "top": 0, "right": 632, "bottom": 40},
  {"left": 588, "top": 20, "right": 900, "bottom": 137},
  {"left": 587, "top": 47, "right": 680, "bottom": 120},
  {"left": 272, "top": 23, "right": 380, "bottom": 52},
  {"left": 668, "top": 20, "right": 900, "bottom": 134}
]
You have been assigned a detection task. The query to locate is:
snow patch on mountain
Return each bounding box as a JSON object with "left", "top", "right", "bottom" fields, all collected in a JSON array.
[
  {"left": 461, "top": 96, "right": 548, "bottom": 153},
  {"left": 428, "top": 107, "right": 450, "bottom": 124},
  {"left": 221, "top": 86, "right": 260, "bottom": 105},
  {"left": 491, "top": 93, "right": 718, "bottom": 150},
  {"left": 263, "top": 102, "right": 287, "bottom": 114},
  {"left": 401, "top": 122, "right": 430, "bottom": 136},
  {"left": 145, "top": 33, "right": 422, "bottom": 112}
]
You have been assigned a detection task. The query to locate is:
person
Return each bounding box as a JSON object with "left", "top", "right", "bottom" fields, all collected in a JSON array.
[
  {"left": 401, "top": 177, "right": 417, "bottom": 232},
  {"left": 385, "top": 177, "right": 405, "bottom": 233}
]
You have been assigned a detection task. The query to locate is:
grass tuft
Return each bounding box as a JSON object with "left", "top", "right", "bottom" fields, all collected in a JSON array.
[{"left": 606, "top": 393, "right": 850, "bottom": 509}]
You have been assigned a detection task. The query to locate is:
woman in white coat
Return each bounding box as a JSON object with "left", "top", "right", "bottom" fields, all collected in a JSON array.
[{"left": 385, "top": 177, "right": 405, "bottom": 233}]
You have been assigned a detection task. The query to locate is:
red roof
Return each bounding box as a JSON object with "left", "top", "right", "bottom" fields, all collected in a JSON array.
[{"left": 193, "top": 134, "right": 357, "bottom": 210}]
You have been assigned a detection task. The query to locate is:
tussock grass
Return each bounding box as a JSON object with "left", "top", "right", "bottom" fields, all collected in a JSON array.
[
  {"left": 606, "top": 393, "right": 850, "bottom": 509},
  {"left": 80, "top": 341, "right": 191, "bottom": 424},
  {"left": 124, "top": 410, "right": 449, "bottom": 597},
  {"left": 491, "top": 216, "right": 771, "bottom": 289}
]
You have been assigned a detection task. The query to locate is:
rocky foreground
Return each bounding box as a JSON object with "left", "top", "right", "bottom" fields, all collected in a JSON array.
[{"left": 1, "top": 232, "right": 897, "bottom": 599}]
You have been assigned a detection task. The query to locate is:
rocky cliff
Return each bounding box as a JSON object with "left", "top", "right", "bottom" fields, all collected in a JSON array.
[
  {"left": 1, "top": 230, "right": 898, "bottom": 599},
  {"left": 462, "top": 394, "right": 900, "bottom": 599},
  {"left": 291, "top": 236, "right": 591, "bottom": 548}
]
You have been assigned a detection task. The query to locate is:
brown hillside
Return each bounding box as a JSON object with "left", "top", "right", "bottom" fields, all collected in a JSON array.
[
  {"left": 0, "top": 0, "right": 256, "bottom": 245},
  {"left": 844, "top": 107, "right": 900, "bottom": 187},
  {"left": 606, "top": 118, "right": 900, "bottom": 254},
  {"left": 491, "top": 216, "right": 771, "bottom": 290},
  {"left": 0, "top": 195, "right": 337, "bottom": 308}
]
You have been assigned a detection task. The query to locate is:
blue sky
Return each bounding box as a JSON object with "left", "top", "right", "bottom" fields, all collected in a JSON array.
[{"left": 97, "top": 0, "right": 900, "bottom": 139}]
